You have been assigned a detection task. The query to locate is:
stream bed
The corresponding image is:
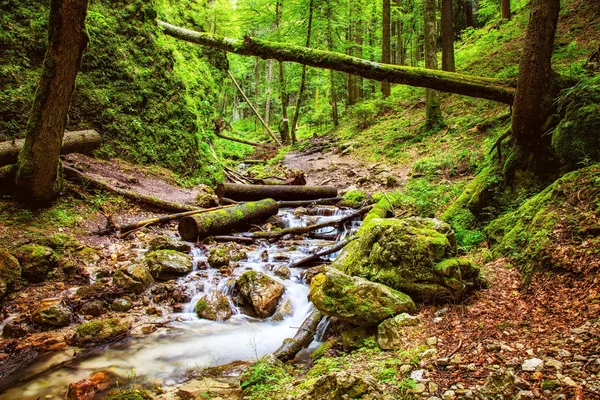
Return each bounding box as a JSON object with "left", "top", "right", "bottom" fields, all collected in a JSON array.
[{"left": 0, "top": 206, "right": 361, "bottom": 399}]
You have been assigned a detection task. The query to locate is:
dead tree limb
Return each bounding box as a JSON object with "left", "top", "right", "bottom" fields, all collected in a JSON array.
[
  {"left": 216, "top": 132, "right": 270, "bottom": 148},
  {"left": 273, "top": 309, "right": 322, "bottom": 362},
  {"left": 227, "top": 71, "right": 283, "bottom": 146},
  {"left": 288, "top": 237, "right": 357, "bottom": 268},
  {"left": 216, "top": 183, "right": 337, "bottom": 201},
  {"left": 158, "top": 20, "right": 516, "bottom": 105},
  {"left": 278, "top": 197, "right": 344, "bottom": 208},
  {"left": 64, "top": 166, "right": 197, "bottom": 212}
]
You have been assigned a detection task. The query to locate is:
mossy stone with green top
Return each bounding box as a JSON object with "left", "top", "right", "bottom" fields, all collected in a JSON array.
[
  {"left": 13, "top": 244, "right": 59, "bottom": 283},
  {"left": 0, "top": 249, "right": 21, "bottom": 297},
  {"left": 76, "top": 318, "right": 129, "bottom": 344},
  {"left": 145, "top": 250, "right": 192, "bottom": 281}
]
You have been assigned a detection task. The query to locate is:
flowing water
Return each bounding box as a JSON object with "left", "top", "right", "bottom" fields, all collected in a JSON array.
[{"left": 0, "top": 206, "right": 361, "bottom": 399}]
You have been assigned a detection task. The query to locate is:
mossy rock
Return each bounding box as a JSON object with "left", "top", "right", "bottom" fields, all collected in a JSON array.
[
  {"left": 237, "top": 271, "right": 284, "bottom": 318},
  {"left": 32, "top": 303, "right": 73, "bottom": 327},
  {"left": 333, "top": 217, "right": 481, "bottom": 303},
  {"left": 80, "top": 300, "right": 105, "bottom": 317},
  {"left": 0, "top": 249, "right": 21, "bottom": 290},
  {"left": 77, "top": 247, "right": 101, "bottom": 265},
  {"left": 309, "top": 268, "right": 415, "bottom": 327},
  {"left": 39, "top": 233, "right": 80, "bottom": 252},
  {"left": 207, "top": 246, "right": 231, "bottom": 268},
  {"left": 148, "top": 235, "right": 191, "bottom": 253},
  {"left": 377, "top": 313, "right": 421, "bottom": 350},
  {"left": 13, "top": 244, "right": 59, "bottom": 283},
  {"left": 195, "top": 191, "right": 218, "bottom": 208},
  {"left": 195, "top": 290, "right": 231, "bottom": 321},
  {"left": 341, "top": 326, "right": 373, "bottom": 351},
  {"left": 105, "top": 390, "right": 154, "bottom": 400},
  {"left": 341, "top": 190, "right": 368, "bottom": 208},
  {"left": 145, "top": 250, "right": 192, "bottom": 281},
  {"left": 76, "top": 318, "right": 129, "bottom": 344},
  {"left": 76, "top": 282, "right": 107, "bottom": 299},
  {"left": 271, "top": 298, "right": 293, "bottom": 321},
  {"left": 111, "top": 297, "right": 133, "bottom": 312},
  {"left": 112, "top": 264, "right": 154, "bottom": 294},
  {"left": 552, "top": 104, "right": 600, "bottom": 168}
]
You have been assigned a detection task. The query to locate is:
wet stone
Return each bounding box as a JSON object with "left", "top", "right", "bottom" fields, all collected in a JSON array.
[
  {"left": 13, "top": 244, "right": 59, "bottom": 283},
  {"left": 146, "top": 250, "right": 193, "bottom": 280},
  {"left": 33, "top": 303, "right": 73, "bottom": 327},
  {"left": 80, "top": 300, "right": 105, "bottom": 317},
  {"left": 148, "top": 235, "right": 192, "bottom": 253},
  {"left": 111, "top": 298, "right": 132, "bottom": 312},
  {"left": 196, "top": 290, "right": 232, "bottom": 321}
]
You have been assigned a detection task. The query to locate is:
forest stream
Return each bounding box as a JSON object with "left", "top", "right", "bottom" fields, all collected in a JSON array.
[{"left": 0, "top": 206, "right": 360, "bottom": 399}]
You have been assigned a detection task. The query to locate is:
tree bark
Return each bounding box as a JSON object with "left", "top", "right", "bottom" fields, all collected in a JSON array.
[
  {"left": 511, "top": 0, "right": 561, "bottom": 146},
  {"left": 325, "top": 2, "right": 339, "bottom": 126},
  {"left": 277, "top": 62, "right": 290, "bottom": 144},
  {"left": 16, "top": 0, "right": 89, "bottom": 205},
  {"left": 502, "top": 0, "right": 511, "bottom": 20},
  {"left": 215, "top": 132, "right": 270, "bottom": 148},
  {"left": 290, "top": 0, "right": 315, "bottom": 144},
  {"left": 157, "top": 21, "right": 516, "bottom": 104},
  {"left": 0, "top": 130, "right": 100, "bottom": 167},
  {"left": 288, "top": 238, "right": 356, "bottom": 268},
  {"left": 424, "top": 0, "right": 444, "bottom": 128},
  {"left": 265, "top": 60, "right": 273, "bottom": 126},
  {"left": 441, "top": 0, "right": 456, "bottom": 72},
  {"left": 178, "top": 199, "right": 279, "bottom": 241},
  {"left": 382, "top": 0, "right": 392, "bottom": 97},
  {"left": 273, "top": 310, "right": 323, "bottom": 362},
  {"left": 216, "top": 183, "right": 337, "bottom": 202}
]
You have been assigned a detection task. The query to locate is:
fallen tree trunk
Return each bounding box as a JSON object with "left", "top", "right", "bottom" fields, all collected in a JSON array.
[
  {"left": 216, "top": 183, "right": 337, "bottom": 201},
  {"left": 157, "top": 21, "right": 516, "bottom": 105},
  {"left": 273, "top": 309, "right": 323, "bottom": 362},
  {"left": 249, "top": 205, "right": 372, "bottom": 240},
  {"left": 0, "top": 130, "right": 101, "bottom": 167},
  {"left": 216, "top": 132, "right": 269, "bottom": 148},
  {"left": 178, "top": 198, "right": 279, "bottom": 241},
  {"left": 288, "top": 238, "right": 356, "bottom": 268},
  {"left": 64, "top": 166, "right": 197, "bottom": 212},
  {"left": 278, "top": 197, "right": 344, "bottom": 208}
]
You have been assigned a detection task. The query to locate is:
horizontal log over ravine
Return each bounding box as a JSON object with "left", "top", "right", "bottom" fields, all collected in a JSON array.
[
  {"left": 178, "top": 198, "right": 279, "bottom": 241},
  {"left": 157, "top": 20, "right": 516, "bottom": 105},
  {"left": 0, "top": 130, "right": 101, "bottom": 166},
  {"left": 216, "top": 183, "right": 338, "bottom": 201}
]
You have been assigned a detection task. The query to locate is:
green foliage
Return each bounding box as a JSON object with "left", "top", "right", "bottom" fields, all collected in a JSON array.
[{"left": 240, "top": 356, "right": 292, "bottom": 400}]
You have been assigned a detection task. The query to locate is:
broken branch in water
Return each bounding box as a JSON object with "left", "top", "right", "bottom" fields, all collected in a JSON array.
[{"left": 288, "top": 237, "right": 357, "bottom": 268}]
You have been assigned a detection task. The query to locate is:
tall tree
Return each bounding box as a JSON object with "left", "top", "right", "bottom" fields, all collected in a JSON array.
[
  {"left": 502, "top": 0, "right": 511, "bottom": 20},
  {"left": 382, "top": 0, "right": 392, "bottom": 97},
  {"left": 325, "top": 0, "right": 340, "bottom": 126},
  {"left": 274, "top": 1, "right": 290, "bottom": 143},
  {"left": 441, "top": 0, "right": 456, "bottom": 72},
  {"left": 16, "top": 0, "right": 89, "bottom": 205},
  {"left": 290, "top": 0, "right": 315, "bottom": 143},
  {"left": 423, "top": 0, "right": 443, "bottom": 128},
  {"left": 511, "top": 0, "right": 561, "bottom": 146}
]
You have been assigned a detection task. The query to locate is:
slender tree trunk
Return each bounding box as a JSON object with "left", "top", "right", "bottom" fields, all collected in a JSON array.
[
  {"left": 290, "top": 0, "right": 315, "bottom": 143},
  {"left": 502, "top": 0, "right": 511, "bottom": 20},
  {"left": 464, "top": 1, "right": 474, "bottom": 27},
  {"left": 254, "top": 57, "right": 260, "bottom": 133},
  {"left": 325, "top": 2, "right": 339, "bottom": 126},
  {"left": 382, "top": 0, "right": 391, "bottom": 97},
  {"left": 511, "top": 0, "right": 561, "bottom": 146},
  {"left": 441, "top": 0, "right": 456, "bottom": 72},
  {"left": 424, "top": 0, "right": 443, "bottom": 128},
  {"left": 278, "top": 62, "right": 290, "bottom": 144},
  {"left": 265, "top": 59, "right": 273, "bottom": 126},
  {"left": 16, "top": 0, "right": 89, "bottom": 205}
]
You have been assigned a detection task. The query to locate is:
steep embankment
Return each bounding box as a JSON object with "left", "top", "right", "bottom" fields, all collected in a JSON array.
[{"left": 0, "top": 0, "right": 225, "bottom": 184}]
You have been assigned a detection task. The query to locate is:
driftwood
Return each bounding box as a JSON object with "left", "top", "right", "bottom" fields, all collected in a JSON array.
[
  {"left": 64, "top": 166, "right": 197, "bottom": 212},
  {"left": 216, "top": 183, "right": 337, "bottom": 202},
  {"left": 206, "top": 236, "right": 256, "bottom": 244},
  {"left": 117, "top": 205, "right": 235, "bottom": 235},
  {"left": 273, "top": 309, "right": 323, "bottom": 362},
  {"left": 249, "top": 205, "right": 372, "bottom": 240},
  {"left": 288, "top": 237, "right": 356, "bottom": 268},
  {"left": 178, "top": 198, "right": 279, "bottom": 241},
  {"left": 0, "top": 130, "right": 101, "bottom": 167}
]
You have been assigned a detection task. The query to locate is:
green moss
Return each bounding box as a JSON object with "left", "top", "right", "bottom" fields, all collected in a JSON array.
[
  {"left": 105, "top": 389, "right": 153, "bottom": 400},
  {"left": 76, "top": 318, "right": 129, "bottom": 344},
  {"left": 195, "top": 298, "right": 207, "bottom": 314}
]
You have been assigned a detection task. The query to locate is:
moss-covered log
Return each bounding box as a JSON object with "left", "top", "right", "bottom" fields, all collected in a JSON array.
[
  {"left": 216, "top": 183, "right": 337, "bottom": 201},
  {"left": 157, "top": 20, "right": 516, "bottom": 105},
  {"left": 178, "top": 198, "right": 279, "bottom": 241},
  {"left": 0, "top": 130, "right": 101, "bottom": 167},
  {"left": 273, "top": 309, "right": 322, "bottom": 362}
]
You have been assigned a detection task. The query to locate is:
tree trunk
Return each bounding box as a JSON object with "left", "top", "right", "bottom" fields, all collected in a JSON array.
[
  {"left": 216, "top": 183, "right": 337, "bottom": 202},
  {"left": 441, "top": 0, "right": 456, "bottom": 72},
  {"left": 178, "top": 199, "right": 279, "bottom": 241},
  {"left": 16, "top": 0, "right": 89, "bottom": 205},
  {"left": 273, "top": 310, "right": 323, "bottom": 362},
  {"left": 511, "top": 0, "right": 561, "bottom": 146},
  {"left": 502, "top": 0, "right": 511, "bottom": 20},
  {"left": 158, "top": 21, "right": 517, "bottom": 104},
  {"left": 424, "top": 0, "right": 444, "bottom": 128},
  {"left": 277, "top": 62, "right": 290, "bottom": 144},
  {"left": 265, "top": 60, "right": 273, "bottom": 126},
  {"left": 325, "top": 2, "right": 339, "bottom": 126},
  {"left": 382, "top": 0, "right": 392, "bottom": 97},
  {"left": 0, "top": 130, "right": 100, "bottom": 167},
  {"left": 290, "top": 0, "right": 315, "bottom": 144},
  {"left": 465, "top": 1, "right": 474, "bottom": 27}
]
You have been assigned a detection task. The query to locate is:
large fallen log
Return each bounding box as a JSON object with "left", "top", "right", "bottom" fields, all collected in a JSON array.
[
  {"left": 249, "top": 205, "right": 372, "bottom": 241},
  {"left": 216, "top": 183, "right": 337, "bottom": 202},
  {"left": 64, "top": 166, "right": 197, "bottom": 212},
  {"left": 0, "top": 130, "right": 101, "bottom": 167},
  {"left": 278, "top": 197, "right": 344, "bottom": 208},
  {"left": 273, "top": 309, "right": 323, "bottom": 362},
  {"left": 216, "top": 132, "right": 269, "bottom": 148},
  {"left": 178, "top": 198, "right": 279, "bottom": 241},
  {"left": 157, "top": 20, "right": 516, "bottom": 105}
]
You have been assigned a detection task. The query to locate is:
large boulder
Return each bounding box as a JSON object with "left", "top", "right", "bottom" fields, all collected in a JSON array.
[
  {"left": 291, "top": 371, "right": 381, "bottom": 400},
  {"left": 76, "top": 318, "right": 129, "bottom": 344},
  {"left": 333, "top": 217, "right": 482, "bottom": 302},
  {"left": 145, "top": 250, "right": 193, "bottom": 280},
  {"left": 196, "top": 290, "right": 232, "bottom": 321},
  {"left": 148, "top": 235, "right": 191, "bottom": 253},
  {"left": 13, "top": 244, "right": 59, "bottom": 282},
  {"left": 32, "top": 303, "right": 73, "bottom": 327},
  {"left": 237, "top": 271, "right": 284, "bottom": 318},
  {"left": 309, "top": 268, "right": 415, "bottom": 327},
  {"left": 112, "top": 264, "right": 154, "bottom": 294},
  {"left": 0, "top": 250, "right": 21, "bottom": 298}
]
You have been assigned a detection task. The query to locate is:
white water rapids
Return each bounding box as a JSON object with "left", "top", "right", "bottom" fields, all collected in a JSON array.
[{"left": 0, "top": 206, "right": 361, "bottom": 399}]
